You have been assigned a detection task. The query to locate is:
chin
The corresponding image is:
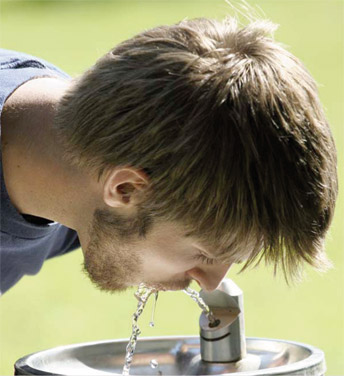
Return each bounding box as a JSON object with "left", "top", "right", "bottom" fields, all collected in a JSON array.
[{"left": 145, "top": 279, "right": 192, "bottom": 292}]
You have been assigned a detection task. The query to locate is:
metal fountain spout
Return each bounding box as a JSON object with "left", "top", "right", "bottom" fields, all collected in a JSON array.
[{"left": 199, "top": 278, "right": 246, "bottom": 363}]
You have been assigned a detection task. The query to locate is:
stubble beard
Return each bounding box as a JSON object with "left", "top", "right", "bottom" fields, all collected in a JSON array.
[
  {"left": 82, "top": 207, "right": 193, "bottom": 293},
  {"left": 146, "top": 279, "right": 192, "bottom": 291}
]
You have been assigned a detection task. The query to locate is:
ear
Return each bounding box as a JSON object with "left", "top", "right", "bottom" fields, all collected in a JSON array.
[{"left": 103, "top": 167, "right": 149, "bottom": 208}]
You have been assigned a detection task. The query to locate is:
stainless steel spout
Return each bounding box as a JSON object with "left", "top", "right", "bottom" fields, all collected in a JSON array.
[{"left": 199, "top": 278, "right": 246, "bottom": 362}]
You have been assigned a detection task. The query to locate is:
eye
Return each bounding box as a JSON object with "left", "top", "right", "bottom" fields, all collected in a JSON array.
[{"left": 194, "top": 253, "right": 216, "bottom": 265}]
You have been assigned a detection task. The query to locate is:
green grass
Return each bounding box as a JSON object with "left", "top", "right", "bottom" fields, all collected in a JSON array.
[{"left": 0, "top": 1, "right": 343, "bottom": 375}]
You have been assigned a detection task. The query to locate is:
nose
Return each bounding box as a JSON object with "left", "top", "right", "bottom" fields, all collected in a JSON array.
[{"left": 186, "top": 264, "right": 232, "bottom": 292}]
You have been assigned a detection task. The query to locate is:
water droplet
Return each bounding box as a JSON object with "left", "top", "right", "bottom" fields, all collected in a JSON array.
[
  {"left": 149, "top": 321, "right": 155, "bottom": 327},
  {"left": 150, "top": 359, "right": 159, "bottom": 369}
]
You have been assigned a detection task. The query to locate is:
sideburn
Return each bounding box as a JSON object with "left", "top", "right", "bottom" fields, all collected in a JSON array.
[{"left": 93, "top": 206, "right": 154, "bottom": 239}]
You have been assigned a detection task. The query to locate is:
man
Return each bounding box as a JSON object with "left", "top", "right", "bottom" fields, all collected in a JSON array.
[{"left": 0, "top": 17, "right": 337, "bottom": 296}]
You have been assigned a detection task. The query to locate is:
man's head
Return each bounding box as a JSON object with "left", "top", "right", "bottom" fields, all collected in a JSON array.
[{"left": 54, "top": 17, "right": 337, "bottom": 291}]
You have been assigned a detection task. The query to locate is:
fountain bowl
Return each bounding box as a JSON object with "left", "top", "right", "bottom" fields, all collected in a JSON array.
[{"left": 14, "top": 336, "right": 325, "bottom": 375}]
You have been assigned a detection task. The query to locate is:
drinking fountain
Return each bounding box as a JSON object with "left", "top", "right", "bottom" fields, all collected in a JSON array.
[{"left": 14, "top": 279, "right": 326, "bottom": 375}]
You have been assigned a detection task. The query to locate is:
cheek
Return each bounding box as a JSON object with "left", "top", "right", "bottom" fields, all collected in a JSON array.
[
  {"left": 141, "top": 244, "right": 197, "bottom": 274},
  {"left": 138, "top": 222, "right": 199, "bottom": 274}
]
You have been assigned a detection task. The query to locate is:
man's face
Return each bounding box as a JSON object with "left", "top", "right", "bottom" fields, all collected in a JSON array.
[{"left": 82, "top": 207, "right": 232, "bottom": 293}]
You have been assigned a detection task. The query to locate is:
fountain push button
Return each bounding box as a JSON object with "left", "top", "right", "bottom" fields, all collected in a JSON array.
[{"left": 199, "top": 278, "right": 246, "bottom": 363}]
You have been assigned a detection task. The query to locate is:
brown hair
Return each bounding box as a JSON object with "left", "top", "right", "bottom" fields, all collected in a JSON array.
[{"left": 54, "top": 17, "right": 338, "bottom": 281}]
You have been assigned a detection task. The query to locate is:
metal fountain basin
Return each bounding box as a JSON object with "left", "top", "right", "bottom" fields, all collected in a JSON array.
[{"left": 14, "top": 335, "right": 326, "bottom": 375}]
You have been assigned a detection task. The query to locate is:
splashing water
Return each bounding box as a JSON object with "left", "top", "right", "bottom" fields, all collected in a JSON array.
[
  {"left": 183, "top": 287, "right": 219, "bottom": 327},
  {"left": 122, "top": 284, "right": 157, "bottom": 376}
]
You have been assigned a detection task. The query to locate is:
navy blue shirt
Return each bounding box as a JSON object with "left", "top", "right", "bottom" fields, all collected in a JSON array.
[{"left": 0, "top": 49, "right": 80, "bottom": 295}]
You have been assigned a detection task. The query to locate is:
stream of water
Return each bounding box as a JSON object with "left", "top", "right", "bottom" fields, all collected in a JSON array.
[
  {"left": 122, "top": 283, "right": 158, "bottom": 376},
  {"left": 183, "top": 287, "right": 219, "bottom": 327}
]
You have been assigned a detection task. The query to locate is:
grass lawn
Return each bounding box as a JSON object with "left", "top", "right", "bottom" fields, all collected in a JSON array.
[{"left": 0, "top": 1, "right": 343, "bottom": 375}]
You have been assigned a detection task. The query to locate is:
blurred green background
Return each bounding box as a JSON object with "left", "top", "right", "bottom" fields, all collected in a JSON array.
[{"left": 0, "top": 0, "right": 343, "bottom": 375}]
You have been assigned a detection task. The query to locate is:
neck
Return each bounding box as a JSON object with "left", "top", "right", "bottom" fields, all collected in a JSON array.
[{"left": 1, "top": 77, "right": 102, "bottom": 231}]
